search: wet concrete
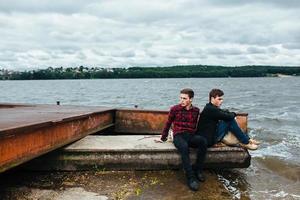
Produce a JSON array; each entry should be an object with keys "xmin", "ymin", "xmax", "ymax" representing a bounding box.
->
[{"xmin": 0, "ymin": 170, "xmax": 233, "ymax": 200}]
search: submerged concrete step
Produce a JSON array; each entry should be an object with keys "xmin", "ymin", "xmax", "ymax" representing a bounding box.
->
[{"xmin": 25, "ymin": 135, "xmax": 251, "ymax": 170}]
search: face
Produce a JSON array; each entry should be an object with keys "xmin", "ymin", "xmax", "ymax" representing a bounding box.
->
[
  {"xmin": 211, "ymin": 95, "xmax": 223, "ymax": 107},
  {"xmin": 179, "ymin": 93, "xmax": 192, "ymax": 108}
]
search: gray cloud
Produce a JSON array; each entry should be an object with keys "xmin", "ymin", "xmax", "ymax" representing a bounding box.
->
[
  {"xmin": 268, "ymin": 47, "xmax": 280, "ymax": 54},
  {"xmin": 208, "ymin": 0, "xmax": 300, "ymax": 9},
  {"xmin": 282, "ymin": 43, "xmax": 300, "ymax": 50},
  {"xmin": 0, "ymin": 0, "xmax": 95, "ymax": 13},
  {"xmin": 0, "ymin": 0, "xmax": 299, "ymax": 70},
  {"xmin": 247, "ymin": 47, "xmax": 266, "ymax": 54},
  {"xmin": 207, "ymin": 47, "xmax": 243, "ymax": 55}
]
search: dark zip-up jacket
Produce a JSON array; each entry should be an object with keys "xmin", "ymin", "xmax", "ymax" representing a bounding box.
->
[{"xmin": 197, "ymin": 102, "xmax": 236, "ymax": 146}]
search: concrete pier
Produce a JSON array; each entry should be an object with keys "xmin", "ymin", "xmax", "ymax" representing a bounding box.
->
[
  {"xmin": 1, "ymin": 104, "xmax": 250, "ymax": 172},
  {"xmin": 24, "ymin": 135, "xmax": 250, "ymax": 170}
]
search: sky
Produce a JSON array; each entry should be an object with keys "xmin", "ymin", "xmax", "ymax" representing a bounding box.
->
[{"xmin": 0, "ymin": 0, "xmax": 300, "ymax": 70}]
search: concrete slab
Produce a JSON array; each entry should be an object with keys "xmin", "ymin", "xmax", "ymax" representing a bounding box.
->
[
  {"xmin": 64, "ymin": 135, "xmax": 175, "ymax": 152},
  {"xmin": 25, "ymin": 135, "xmax": 250, "ymax": 170},
  {"xmin": 64, "ymin": 135, "xmax": 245, "ymax": 152}
]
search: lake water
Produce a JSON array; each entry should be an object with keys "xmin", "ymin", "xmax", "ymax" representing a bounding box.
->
[{"xmin": 1, "ymin": 77, "xmax": 300, "ymax": 199}]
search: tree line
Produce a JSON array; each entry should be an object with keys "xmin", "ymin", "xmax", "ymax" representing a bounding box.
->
[{"xmin": 0, "ymin": 65, "xmax": 299, "ymax": 80}]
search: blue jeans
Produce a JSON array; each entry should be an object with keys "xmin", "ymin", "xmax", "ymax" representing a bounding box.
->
[{"xmin": 216, "ymin": 119, "xmax": 250, "ymax": 144}]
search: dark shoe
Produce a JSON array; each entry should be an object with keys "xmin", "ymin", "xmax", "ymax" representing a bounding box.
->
[
  {"xmin": 187, "ymin": 178, "xmax": 199, "ymax": 191},
  {"xmin": 195, "ymin": 171, "xmax": 206, "ymax": 182}
]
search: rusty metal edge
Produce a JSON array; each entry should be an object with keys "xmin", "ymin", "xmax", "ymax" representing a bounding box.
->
[
  {"xmin": 116, "ymin": 108, "xmax": 168, "ymax": 114},
  {"xmin": 0, "ymin": 106, "xmax": 248, "ymax": 139},
  {"xmin": 0, "ymin": 103, "xmax": 33, "ymax": 108},
  {"xmin": 236, "ymin": 113, "xmax": 248, "ymax": 116},
  {"xmin": 116, "ymin": 108, "xmax": 248, "ymax": 116},
  {"xmin": 0, "ymin": 109, "xmax": 116, "ymax": 138},
  {"xmin": 0, "ymin": 123, "xmax": 114, "ymax": 173}
]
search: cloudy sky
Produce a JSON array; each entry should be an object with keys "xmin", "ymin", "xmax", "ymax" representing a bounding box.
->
[{"xmin": 0, "ymin": 0, "xmax": 300, "ymax": 70}]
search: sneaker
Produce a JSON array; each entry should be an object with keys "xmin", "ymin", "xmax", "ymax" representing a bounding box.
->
[
  {"xmin": 240, "ymin": 142, "xmax": 258, "ymax": 150},
  {"xmin": 187, "ymin": 178, "xmax": 200, "ymax": 191},
  {"xmin": 249, "ymin": 138, "xmax": 261, "ymax": 145},
  {"xmin": 195, "ymin": 171, "xmax": 206, "ymax": 182}
]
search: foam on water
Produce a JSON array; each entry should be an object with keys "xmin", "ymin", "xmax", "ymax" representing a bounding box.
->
[
  {"xmin": 249, "ymin": 126, "xmax": 300, "ymax": 165},
  {"xmin": 217, "ymin": 174, "xmax": 242, "ymax": 199},
  {"xmin": 252, "ymin": 190, "xmax": 300, "ymax": 200}
]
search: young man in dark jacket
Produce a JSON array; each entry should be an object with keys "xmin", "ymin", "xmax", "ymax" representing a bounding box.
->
[
  {"xmin": 156, "ymin": 88, "xmax": 207, "ymax": 191},
  {"xmin": 197, "ymin": 88, "xmax": 260, "ymax": 149}
]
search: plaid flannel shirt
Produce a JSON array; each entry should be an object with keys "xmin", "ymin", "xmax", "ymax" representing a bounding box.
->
[{"xmin": 161, "ymin": 104, "xmax": 200, "ymax": 141}]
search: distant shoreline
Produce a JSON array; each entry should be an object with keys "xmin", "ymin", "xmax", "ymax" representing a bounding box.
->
[
  {"xmin": 1, "ymin": 65, "xmax": 299, "ymax": 80},
  {"xmin": 0, "ymin": 76, "xmax": 299, "ymax": 81}
]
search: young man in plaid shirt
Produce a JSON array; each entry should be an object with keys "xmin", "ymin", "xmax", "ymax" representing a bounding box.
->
[{"xmin": 156, "ymin": 88, "xmax": 207, "ymax": 191}]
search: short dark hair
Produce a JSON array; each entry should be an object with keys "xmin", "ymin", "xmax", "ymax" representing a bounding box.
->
[
  {"xmin": 180, "ymin": 88, "xmax": 194, "ymax": 98},
  {"xmin": 209, "ymin": 88, "xmax": 224, "ymax": 101}
]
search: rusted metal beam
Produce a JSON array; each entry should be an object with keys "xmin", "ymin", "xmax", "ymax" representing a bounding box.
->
[
  {"xmin": 114, "ymin": 109, "xmax": 168, "ymax": 134},
  {"xmin": 114, "ymin": 109, "xmax": 248, "ymax": 134},
  {"xmin": 0, "ymin": 104, "xmax": 115, "ymax": 173}
]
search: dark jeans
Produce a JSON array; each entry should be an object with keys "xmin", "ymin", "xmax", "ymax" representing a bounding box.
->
[
  {"xmin": 216, "ymin": 119, "xmax": 250, "ymax": 144},
  {"xmin": 173, "ymin": 132, "xmax": 207, "ymax": 179}
]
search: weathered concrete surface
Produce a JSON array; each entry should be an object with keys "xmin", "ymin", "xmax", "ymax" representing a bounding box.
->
[
  {"xmin": 24, "ymin": 135, "xmax": 250, "ymax": 170},
  {"xmin": 0, "ymin": 170, "xmax": 235, "ymax": 200},
  {"xmin": 0, "ymin": 103, "xmax": 115, "ymax": 173}
]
